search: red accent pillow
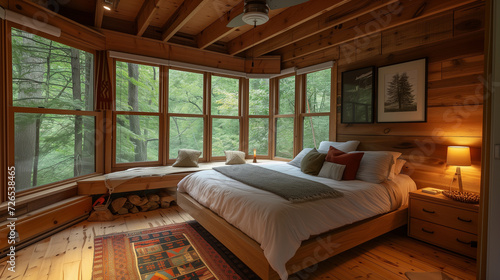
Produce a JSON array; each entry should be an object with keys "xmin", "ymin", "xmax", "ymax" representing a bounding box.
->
[{"xmin": 325, "ymin": 147, "xmax": 364, "ymax": 180}]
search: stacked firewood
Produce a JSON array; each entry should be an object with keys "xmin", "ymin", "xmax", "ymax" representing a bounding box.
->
[{"xmin": 110, "ymin": 191, "xmax": 176, "ymax": 215}]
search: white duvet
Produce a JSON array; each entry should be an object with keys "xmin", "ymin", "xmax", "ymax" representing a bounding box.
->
[{"xmin": 177, "ymin": 162, "xmax": 416, "ymax": 279}]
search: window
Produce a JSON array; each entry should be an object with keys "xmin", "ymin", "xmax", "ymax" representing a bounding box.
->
[
  {"xmin": 11, "ymin": 28, "xmax": 97, "ymax": 191},
  {"xmin": 248, "ymin": 79, "xmax": 270, "ymax": 156},
  {"xmin": 275, "ymin": 75, "xmax": 295, "ymax": 158},
  {"xmin": 115, "ymin": 61, "xmax": 160, "ymax": 164},
  {"xmin": 302, "ymin": 69, "xmax": 331, "ymax": 148},
  {"xmin": 168, "ymin": 69, "xmax": 204, "ymax": 159},
  {"xmin": 211, "ymin": 75, "xmax": 241, "ymax": 157}
]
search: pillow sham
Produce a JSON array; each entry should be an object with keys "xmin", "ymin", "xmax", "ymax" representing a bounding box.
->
[
  {"xmin": 300, "ymin": 148, "xmax": 326, "ymax": 176},
  {"xmin": 387, "ymin": 151, "xmax": 402, "ymax": 180},
  {"xmin": 325, "ymin": 147, "xmax": 364, "ymax": 180},
  {"xmin": 288, "ymin": 148, "xmax": 313, "ymax": 168},
  {"xmin": 394, "ymin": 159, "xmax": 407, "ymax": 175},
  {"xmin": 318, "ymin": 162, "xmax": 346, "ymax": 181},
  {"xmin": 172, "ymin": 149, "xmax": 202, "ymax": 167},
  {"xmin": 350, "ymin": 151, "xmax": 396, "ymax": 183},
  {"xmin": 224, "ymin": 150, "xmax": 246, "ymax": 165},
  {"xmin": 318, "ymin": 140, "xmax": 360, "ymax": 153}
]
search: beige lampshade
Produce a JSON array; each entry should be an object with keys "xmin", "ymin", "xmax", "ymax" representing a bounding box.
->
[{"xmin": 447, "ymin": 146, "xmax": 471, "ymax": 166}]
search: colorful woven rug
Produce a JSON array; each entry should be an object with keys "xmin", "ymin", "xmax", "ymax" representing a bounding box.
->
[{"xmin": 92, "ymin": 221, "xmax": 260, "ymax": 280}]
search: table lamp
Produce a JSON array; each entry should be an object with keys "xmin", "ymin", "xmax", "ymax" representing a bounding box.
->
[{"xmin": 446, "ymin": 146, "xmax": 471, "ymax": 192}]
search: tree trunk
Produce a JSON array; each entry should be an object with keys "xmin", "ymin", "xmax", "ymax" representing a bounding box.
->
[
  {"xmin": 127, "ymin": 63, "xmax": 146, "ymax": 161},
  {"xmin": 71, "ymin": 48, "xmax": 83, "ymax": 176},
  {"xmin": 14, "ymin": 33, "xmax": 45, "ymax": 190}
]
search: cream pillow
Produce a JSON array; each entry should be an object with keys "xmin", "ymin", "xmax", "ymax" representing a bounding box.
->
[
  {"xmin": 394, "ymin": 159, "xmax": 407, "ymax": 175},
  {"xmin": 172, "ymin": 149, "xmax": 201, "ymax": 167},
  {"xmin": 318, "ymin": 162, "xmax": 346, "ymax": 181},
  {"xmin": 349, "ymin": 151, "xmax": 395, "ymax": 183},
  {"xmin": 224, "ymin": 150, "xmax": 246, "ymax": 165},
  {"xmin": 318, "ymin": 140, "xmax": 360, "ymax": 153}
]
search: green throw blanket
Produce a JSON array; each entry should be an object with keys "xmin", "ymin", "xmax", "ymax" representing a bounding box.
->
[{"xmin": 213, "ymin": 164, "xmax": 343, "ymax": 203}]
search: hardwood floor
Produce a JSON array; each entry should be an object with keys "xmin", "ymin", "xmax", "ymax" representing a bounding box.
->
[{"xmin": 0, "ymin": 206, "xmax": 476, "ymax": 280}]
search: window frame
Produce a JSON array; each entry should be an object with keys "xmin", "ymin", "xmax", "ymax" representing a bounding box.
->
[
  {"xmin": 166, "ymin": 67, "xmax": 208, "ymax": 164},
  {"xmin": 245, "ymin": 78, "xmax": 272, "ymax": 159},
  {"xmin": 208, "ymin": 73, "xmax": 243, "ymax": 160},
  {"xmin": 300, "ymin": 68, "xmax": 334, "ymax": 150},
  {"xmin": 272, "ymin": 73, "xmax": 299, "ymax": 160},
  {"xmin": 111, "ymin": 59, "xmax": 166, "ymax": 170},
  {"xmin": 6, "ymin": 23, "xmax": 103, "ymax": 197}
]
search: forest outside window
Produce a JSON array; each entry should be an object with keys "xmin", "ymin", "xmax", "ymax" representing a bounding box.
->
[
  {"xmin": 302, "ymin": 69, "xmax": 332, "ymax": 149},
  {"xmin": 248, "ymin": 79, "xmax": 270, "ymax": 156},
  {"xmin": 168, "ymin": 69, "xmax": 204, "ymax": 159},
  {"xmin": 11, "ymin": 28, "xmax": 97, "ymax": 192},
  {"xmin": 275, "ymin": 75, "xmax": 295, "ymax": 159},
  {"xmin": 115, "ymin": 61, "xmax": 160, "ymax": 164},
  {"xmin": 211, "ymin": 75, "xmax": 241, "ymax": 157}
]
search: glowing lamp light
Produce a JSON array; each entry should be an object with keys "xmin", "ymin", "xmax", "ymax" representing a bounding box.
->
[
  {"xmin": 447, "ymin": 146, "xmax": 471, "ymax": 192},
  {"xmin": 103, "ymin": 5, "xmax": 111, "ymax": 11},
  {"xmin": 253, "ymin": 149, "xmax": 257, "ymax": 163}
]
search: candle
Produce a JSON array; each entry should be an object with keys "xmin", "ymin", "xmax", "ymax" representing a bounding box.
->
[{"xmin": 253, "ymin": 149, "xmax": 257, "ymax": 163}]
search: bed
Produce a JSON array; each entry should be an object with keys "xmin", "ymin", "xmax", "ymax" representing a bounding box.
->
[{"xmin": 177, "ymin": 160, "xmax": 416, "ymax": 280}]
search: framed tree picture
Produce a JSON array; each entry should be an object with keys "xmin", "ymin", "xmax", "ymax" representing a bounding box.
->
[
  {"xmin": 341, "ymin": 66, "xmax": 375, "ymax": 124},
  {"xmin": 377, "ymin": 58, "xmax": 427, "ymax": 123}
]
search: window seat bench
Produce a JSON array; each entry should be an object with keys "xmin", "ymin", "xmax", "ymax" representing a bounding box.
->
[{"xmin": 77, "ymin": 160, "xmax": 275, "ymax": 195}]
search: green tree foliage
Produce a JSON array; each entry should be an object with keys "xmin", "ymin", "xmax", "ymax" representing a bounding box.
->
[
  {"xmin": 385, "ymin": 72, "xmax": 416, "ymax": 112},
  {"xmin": 278, "ymin": 76, "xmax": 295, "ymax": 114},
  {"xmin": 306, "ymin": 69, "xmax": 331, "ymax": 113},
  {"xmin": 11, "ymin": 28, "xmax": 95, "ymax": 190},
  {"xmin": 168, "ymin": 69, "xmax": 203, "ymax": 114}
]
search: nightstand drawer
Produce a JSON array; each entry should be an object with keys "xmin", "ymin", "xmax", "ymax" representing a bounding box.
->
[
  {"xmin": 409, "ymin": 218, "xmax": 477, "ymax": 258},
  {"xmin": 410, "ymin": 198, "xmax": 478, "ymax": 234}
]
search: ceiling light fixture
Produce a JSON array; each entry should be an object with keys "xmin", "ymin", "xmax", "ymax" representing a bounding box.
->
[
  {"xmin": 242, "ymin": 1, "xmax": 269, "ymax": 26},
  {"xmin": 103, "ymin": 0, "xmax": 113, "ymax": 11}
]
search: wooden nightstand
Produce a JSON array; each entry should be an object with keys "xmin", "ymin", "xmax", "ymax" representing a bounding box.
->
[{"xmin": 408, "ymin": 189, "xmax": 479, "ymax": 258}]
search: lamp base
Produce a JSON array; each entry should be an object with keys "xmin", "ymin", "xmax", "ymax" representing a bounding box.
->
[{"xmin": 442, "ymin": 190, "xmax": 480, "ymax": 204}]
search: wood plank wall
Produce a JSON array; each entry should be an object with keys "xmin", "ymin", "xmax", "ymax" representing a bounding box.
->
[
  {"xmin": 285, "ymin": 2, "xmax": 485, "ymax": 191},
  {"xmin": 336, "ymin": 4, "xmax": 484, "ymax": 191}
]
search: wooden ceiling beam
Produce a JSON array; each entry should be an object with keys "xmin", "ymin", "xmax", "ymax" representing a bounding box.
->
[
  {"xmin": 278, "ymin": 0, "xmax": 478, "ymax": 63},
  {"xmin": 136, "ymin": 0, "xmax": 164, "ymax": 37},
  {"xmin": 196, "ymin": 2, "xmax": 244, "ymax": 49},
  {"xmin": 226, "ymin": 0, "xmax": 351, "ymax": 56},
  {"xmin": 95, "ymin": 0, "xmax": 104, "ymax": 28},
  {"xmin": 161, "ymin": 0, "xmax": 211, "ymax": 42},
  {"xmin": 249, "ymin": 0, "xmax": 399, "ymax": 58}
]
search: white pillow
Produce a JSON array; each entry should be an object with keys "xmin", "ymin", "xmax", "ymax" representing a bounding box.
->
[
  {"xmin": 387, "ymin": 151, "xmax": 402, "ymax": 180},
  {"xmin": 318, "ymin": 140, "xmax": 360, "ymax": 153},
  {"xmin": 394, "ymin": 159, "xmax": 407, "ymax": 175},
  {"xmin": 288, "ymin": 148, "xmax": 313, "ymax": 168},
  {"xmin": 224, "ymin": 150, "xmax": 246, "ymax": 165},
  {"xmin": 349, "ymin": 151, "xmax": 395, "ymax": 183},
  {"xmin": 318, "ymin": 162, "xmax": 346, "ymax": 181}
]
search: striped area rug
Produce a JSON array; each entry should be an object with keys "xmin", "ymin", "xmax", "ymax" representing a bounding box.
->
[{"xmin": 92, "ymin": 221, "xmax": 259, "ymax": 280}]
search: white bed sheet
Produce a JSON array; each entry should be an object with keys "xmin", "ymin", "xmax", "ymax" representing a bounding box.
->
[{"xmin": 177, "ymin": 162, "xmax": 416, "ymax": 279}]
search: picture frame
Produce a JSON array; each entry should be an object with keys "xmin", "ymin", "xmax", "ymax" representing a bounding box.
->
[
  {"xmin": 341, "ymin": 66, "xmax": 375, "ymax": 124},
  {"xmin": 377, "ymin": 58, "xmax": 427, "ymax": 123}
]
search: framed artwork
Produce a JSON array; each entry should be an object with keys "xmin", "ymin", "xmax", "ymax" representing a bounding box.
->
[
  {"xmin": 341, "ymin": 66, "xmax": 375, "ymax": 124},
  {"xmin": 377, "ymin": 58, "xmax": 427, "ymax": 123}
]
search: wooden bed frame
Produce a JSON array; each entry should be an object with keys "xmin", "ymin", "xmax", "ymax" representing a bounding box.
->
[{"xmin": 177, "ymin": 192, "xmax": 408, "ymax": 280}]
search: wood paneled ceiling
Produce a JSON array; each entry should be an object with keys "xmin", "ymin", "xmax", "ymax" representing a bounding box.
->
[{"xmin": 22, "ymin": 0, "xmax": 479, "ymax": 64}]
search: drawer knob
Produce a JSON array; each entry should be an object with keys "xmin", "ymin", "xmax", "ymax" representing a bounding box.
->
[
  {"xmin": 421, "ymin": 228, "xmax": 434, "ymax": 234},
  {"xmin": 422, "ymin": 208, "xmax": 435, "ymax": 214},
  {"xmin": 457, "ymin": 217, "xmax": 472, "ymax": 223}
]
